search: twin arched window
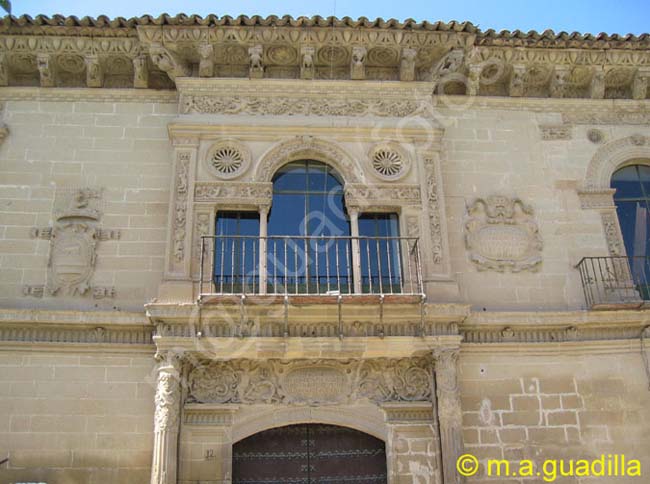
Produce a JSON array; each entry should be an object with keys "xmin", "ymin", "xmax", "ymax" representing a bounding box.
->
[{"xmin": 214, "ymin": 160, "xmax": 404, "ymax": 295}]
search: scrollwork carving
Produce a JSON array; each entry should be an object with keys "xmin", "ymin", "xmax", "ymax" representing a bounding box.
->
[
  {"xmin": 187, "ymin": 358, "xmax": 432, "ymax": 405},
  {"xmin": 465, "ymin": 195, "xmax": 543, "ymax": 272}
]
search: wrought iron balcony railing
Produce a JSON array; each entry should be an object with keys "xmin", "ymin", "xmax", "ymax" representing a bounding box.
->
[
  {"xmin": 199, "ymin": 235, "xmax": 423, "ymax": 297},
  {"xmin": 577, "ymin": 256, "xmax": 650, "ymax": 310}
]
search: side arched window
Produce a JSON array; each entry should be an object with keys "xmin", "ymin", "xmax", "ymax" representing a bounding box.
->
[{"xmin": 611, "ymin": 164, "xmax": 650, "ymax": 298}]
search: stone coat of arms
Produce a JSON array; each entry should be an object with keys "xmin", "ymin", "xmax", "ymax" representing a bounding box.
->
[{"xmin": 464, "ymin": 195, "xmax": 543, "ymax": 272}]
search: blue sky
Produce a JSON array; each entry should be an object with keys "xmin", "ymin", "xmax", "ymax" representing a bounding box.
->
[{"xmin": 8, "ymin": 0, "xmax": 650, "ymax": 35}]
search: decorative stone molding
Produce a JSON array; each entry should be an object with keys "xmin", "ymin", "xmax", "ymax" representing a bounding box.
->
[
  {"xmin": 179, "ymin": 93, "xmax": 423, "ymax": 117},
  {"xmin": 193, "ymin": 182, "xmax": 272, "ymax": 206},
  {"xmin": 344, "ymin": 184, "xmax": 421, "ymax": 209},
  {"xmin": 540, "ymin": 124, "xmax": 572, "ymax": 140},
  {"xmin": 582, "ymin": 135, "xmax": 650, "ymax": 191},
  {"xmin": 0, "ymin": 309, "xmax": 152, "ymax": 346},
  {"xmin": 464, "ymin": 195, "xmax": 543, "ymax": 272},
  {"xmin": 183, "ymin": 404, "xmax": 238, "ymax": 426},
  {"xmin": 204, "ymin": 139, "xmax": 251, "ymax": 180},
  {"xmin": 600, "ymin": 211, "xmax": 625, "ymax": 256},
  {"xmin": 381, "ymin": 402, "xmax": 435, "ymax": 423},
  {"xmin": 26, "ymin": 187, "xmax": 119, "ymax": 297},
  {"xmin": 255, "ymin": 136, "xmax": 363, "ymax": 184},
  {"xmin": 576, "ymin": 188, "xmax": 616, "ymax": 209},
  {"xmin": 368, "ymin": 143, "xmax": 411, "ymax": 181},
  {"xmin": 421, "ymin": 152, "xmax": 445, "ymax": 266},
  {"xmin": 187, "ymin": 358, "xmax": 432, "ymax": 405}
]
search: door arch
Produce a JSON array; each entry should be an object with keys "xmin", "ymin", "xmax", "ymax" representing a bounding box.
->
[{"xmin": 232, "ymin": 423, "xmax": 388, "ymax": 483}]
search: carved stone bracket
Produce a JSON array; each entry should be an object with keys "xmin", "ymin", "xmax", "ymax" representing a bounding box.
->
[
  {"xmin": 26, "ymin": 187, "xmax": 119, "ymax": 298},
  {"xmin": 464, "ymin": 195, "xmax": 543, "ymax": 272}
]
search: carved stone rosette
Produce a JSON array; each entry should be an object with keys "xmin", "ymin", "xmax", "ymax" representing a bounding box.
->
[
  {"xmin": 465, "ymin": 195, "xmax": 543, "ymax": 272},
  {"xmin": 433, "ymin": 347, "xmax": 465, "ymax": 484},
  {"xmin": 151, "ymin": 352, "xmax": 184, "ymax": 484}
]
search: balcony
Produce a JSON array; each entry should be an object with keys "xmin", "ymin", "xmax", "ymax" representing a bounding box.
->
[
  {"xmin": 577, "ymin": 256, "xmax": 650, "ymax": 310},
  {"xmin": 198, "ymin": 235, "xmax": 423, "ymax": 301}
]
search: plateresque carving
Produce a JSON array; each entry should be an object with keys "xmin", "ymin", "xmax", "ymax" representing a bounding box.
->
[
  {"xmin": 26, "ymin": 188, "xmax": 119, "ymax": 297},
  {"xmin": 204, "ymin": 139, "xmax": 251, "ymax": 180},
  {"xmin": 187, "ymin": 358, "xmax": 432, "ymax": 405},
  {"xmin": 465, "ymin": 195, "xmax": 543, "ymax": 272},
  {"xmin": 368, "ymin": 143, "xmax": 411, "ymax": 181}
]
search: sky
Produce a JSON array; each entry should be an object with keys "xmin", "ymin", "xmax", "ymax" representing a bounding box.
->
[{"xmin": 7, "ymin": 0, "xmax": 650, "ymax": 35}]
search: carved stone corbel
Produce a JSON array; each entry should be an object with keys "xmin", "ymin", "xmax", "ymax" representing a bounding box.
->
[
  {"xmin": 466, "ymin": 63, "xmax": 482, "ymax": 96},
  {"xmin": 0, "ymin": 52, "xmax": 8, "ymax": 86},
  {"xmin": 300, "ymin": 46, "xmax": 315, "ymax": 80},
  {"xmin": 351, "ymin": 46, "xmax": 367, "ymax": 80},
  {"xmin": 399, "ymin": 48, "xmax": 417, "ymax": 82},
  {"xmin": 550, "ymin": 65, "xmax": 571, "ymax": 98},
  {"xmin": 36, "ymin": 53, "xmax": 55, "ymax": 87},
  {"xmin": 590, "ymin": 67, "xmax": 606, "ymax": 99},
  {"xmin": 433, "ymin": 347, "xmax": 465, "ymax": 484},
  {"xmin": 151, "ymin": 351, "xmax": 184, "ymax": 484},
  {"xmin": 0, "ymin": 123, "xmax": 8, "ymax": 145},
  {"xmin": 248, "ymin": 45, "xmax": 264, "ymax": 79},
  {"xmin": 198, "ymin": 44, "xmax": 214, "ymax": 78},
  {"xmin": 509, "ymin": 64, "xmax": 526, "ymax": 97},
  {"xmin": 149, "ymin": 44, "xmax": 191, "ymax": 81},
  {"xmin": 133, "ymin": 54, "xmax": 149, "ymax": 88},
  {"xmin": 85, "ymin": 55, "xmax": 103, "ymax": 88},
  {"xmin": 632, "ymin": 68, "xmax": 650, "ymax": 100}
]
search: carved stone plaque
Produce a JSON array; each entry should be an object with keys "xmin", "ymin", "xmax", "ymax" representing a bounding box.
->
[
  {"xmin": 464, "ymin": 195, "xmax": 542, "ymax": 272},
  {"xmin": 283, "ymin": 366, "xmax": 347, "ymax": 404}
]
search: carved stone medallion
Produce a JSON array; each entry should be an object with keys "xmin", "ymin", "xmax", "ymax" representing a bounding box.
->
[{"xmin": 464, "ymin": 195, "xmax": 543, "ymax": 272}]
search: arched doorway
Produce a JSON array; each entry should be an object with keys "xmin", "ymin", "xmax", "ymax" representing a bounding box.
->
[{"xmin": 232, "ymin": 423, "xmax": 388, "ymax": 483}]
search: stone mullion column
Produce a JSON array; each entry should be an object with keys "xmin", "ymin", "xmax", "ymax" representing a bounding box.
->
[
  {"xmin": 258, "ymin": 205, "xmax": 269, "ymax": 294},
  {"xmin": 348, "ymin": 207, "xmax": 362, "ymax": 294},
  {"xmin": 151, "ymin": 352, "xmax": 184, "ymax": 484},
  {"xmin": 433, "ymin": 347, "xmax": 465, "ymax": 484}
]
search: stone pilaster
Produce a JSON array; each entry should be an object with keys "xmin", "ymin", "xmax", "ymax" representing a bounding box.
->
[
  {"xmin": 433, "ymin": 347, "xmax": 464, "ymax": 484},
  {"xmin": 151, "ymin": 351, "xmax": 184, "ymax": 484}
]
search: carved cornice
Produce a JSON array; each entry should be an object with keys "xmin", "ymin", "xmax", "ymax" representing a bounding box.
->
[
  {"xmin": 344, "ymin": 183, "xmax": 421, "ymax": 209},
  {"xmin": 194, "ymin": 181, "xmax": 272, "ymax": 206},
  {"xmin": 1, "ymin": 15, "xmax": 648, "ymax": 99},
  {"xmin": 576, "ymin": 188, "xmax": 616, "ymax": 209},
  {"xmin": 0, "ymin": 309, "xmax": 152, "ymax": 347}
]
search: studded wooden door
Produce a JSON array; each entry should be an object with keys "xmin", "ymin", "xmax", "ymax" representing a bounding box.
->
[{"xmin": 232, "ymin": 423, "xmax": 387, "ymax": 483}]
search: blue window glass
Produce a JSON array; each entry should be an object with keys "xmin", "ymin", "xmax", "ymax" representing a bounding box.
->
[
  {"xmin": 611, "ymin": 165, "xmax": 650, "ymax": 299},
  {"xmin": 358, "ymin": 213, "xmax": 402, "ymax": 293},
  {"xmin": 267, "ymin": 160, "xmax": 351, "ymax": 293},
  {"xmin": 214, "ymin": 211, "xmax": 260, "ymax": 293}
]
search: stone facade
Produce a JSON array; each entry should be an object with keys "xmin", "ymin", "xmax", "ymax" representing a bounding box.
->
[{"xmin": 0, "ymin": 13, "xmax": 649, "ymax": 484}]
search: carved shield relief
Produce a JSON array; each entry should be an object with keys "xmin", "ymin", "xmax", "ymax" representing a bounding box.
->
[
  {"xmin": 48, "ymin": 223, "xmax": 97, "ymax": 295},
  {"xmin": 465, "ymin": 196, "xmax": 543, "ymax": 272}
]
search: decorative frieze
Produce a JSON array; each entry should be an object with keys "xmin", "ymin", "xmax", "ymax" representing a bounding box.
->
[
  {"xmin": 193, "ymin": 182, "xmax": 272, "ymax": 206},
  {"xmin": 464, "ymin": 195, "xmax": 543, "ymax": 272},
  {"xmin": 187, "ymin": 358, "xmax": 432, "ymax": 405},
  {"xmin": 539, "ymin": 124, "xmax": 572, "ymax": 140},
  {"xmin": 170, "ymin": 151, "xmax": 191, "ymax": 273},
  {"xmin": 26, "ymin": 187, "xmax": 119, "ymax": 298},
  {"xmin": 344, "ymin": 183, "xmax": 421, "ymax": 208},
  {"xmin": 179, "ymin": 94, "xmax": 422, "ymax": 117},
  {"xmin": 422, "ymin": 154, "xmax": 444, "ymax": 266}
]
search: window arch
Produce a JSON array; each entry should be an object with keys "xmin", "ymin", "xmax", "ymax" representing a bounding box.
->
[
  {"xmin": 611, "ymin": 164, "xmax": 650, "ymax": 299},
  {"xmin": 611, "ymin": 164, "xmax": 650, "ymax": 258}
]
